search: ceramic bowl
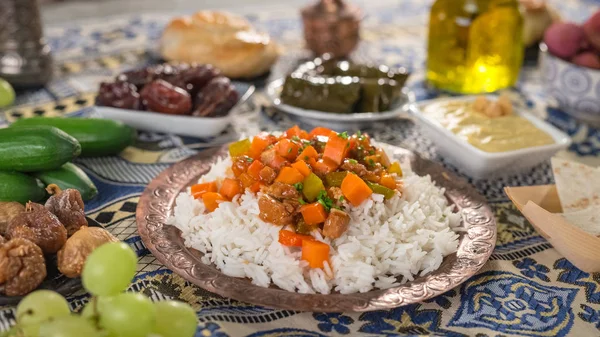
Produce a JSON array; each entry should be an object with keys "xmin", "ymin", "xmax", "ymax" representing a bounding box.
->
[
  {"xmin": 539, "ymin": 43, "xmax": 600, "ymax": 127},
  {"xmin": 412, "ymin": 96, "xmax": 572, "ymax": 179}
]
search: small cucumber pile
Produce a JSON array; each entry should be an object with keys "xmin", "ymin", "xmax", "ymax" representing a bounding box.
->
[
  {"xmin": 0, "ymin": 117, "xmax": 135, "ymax": 204},
  {"xmin": 11, "ymin": 117, "xmax": 135, "ymax": 157}
]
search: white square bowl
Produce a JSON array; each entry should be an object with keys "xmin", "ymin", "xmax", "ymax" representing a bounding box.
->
[{"xmin": 411, "ymin": 96, "xmax": 572, "ymax": 179}]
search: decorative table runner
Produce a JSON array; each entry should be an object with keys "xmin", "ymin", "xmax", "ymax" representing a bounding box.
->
[{"xmin": 1, "ymin": 0, "xmax": 599, "ymax": 336}]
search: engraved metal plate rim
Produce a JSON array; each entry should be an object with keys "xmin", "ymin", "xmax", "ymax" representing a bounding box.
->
[{"xmin": 136, "ymin": 144, "xmax": 496, "ymax": 312}]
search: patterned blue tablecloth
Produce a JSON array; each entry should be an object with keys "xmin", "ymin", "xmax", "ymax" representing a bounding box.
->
[{"xmin": 1, "ymin": 0, "xmax": 600, "ymax": 336}]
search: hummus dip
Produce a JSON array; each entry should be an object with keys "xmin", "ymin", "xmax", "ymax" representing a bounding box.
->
[{"xmin": 423, "ymin": 100, "xmax": 555, "ymax": 153}]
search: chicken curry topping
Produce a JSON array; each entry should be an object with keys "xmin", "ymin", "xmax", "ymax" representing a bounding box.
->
[{"xmin": 192, "ymin": 126, "xmax": 404, "ymax": 245}]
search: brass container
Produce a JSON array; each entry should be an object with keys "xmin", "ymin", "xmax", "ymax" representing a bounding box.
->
[
  {"xmin": 301, "ymin": 0, "xmax": 361, "ymax": 58},
  {"xmin": 0, "ymin": 0, "xmax": 53, "ymax": 88}
]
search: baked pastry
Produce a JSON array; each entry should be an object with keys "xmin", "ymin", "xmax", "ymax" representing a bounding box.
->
[
  {"xmin": 160, "ymin": 11, "xmax": 281, "ymax": 79},
  {"xmin": 521, "ymin": 0, "xmax": 561, "ymax": 47}
]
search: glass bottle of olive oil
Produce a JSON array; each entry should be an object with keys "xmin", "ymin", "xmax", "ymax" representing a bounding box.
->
[{"xmin": 427, "ymin": 0, "xmax": 524, "ymax": 94}]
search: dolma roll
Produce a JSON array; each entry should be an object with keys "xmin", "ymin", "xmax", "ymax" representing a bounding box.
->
[{"xmin": 280, "ymin": 74, "xmax": 361, "ymax": 113}]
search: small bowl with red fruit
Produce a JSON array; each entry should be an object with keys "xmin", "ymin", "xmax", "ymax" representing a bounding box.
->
[{"xmin": 540, "ymin": 11, "xmax": 600, "ymax": 126}]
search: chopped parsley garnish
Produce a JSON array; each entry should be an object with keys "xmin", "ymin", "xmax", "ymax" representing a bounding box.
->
[
  {"xmin": 304, "ymin": 155, "xmax": 310, "ymax": 160},
  {"xmin": 338, "ymin": 196, "xmax": 345, "ymax": 202},
  {"xmin": 357, "ymin": 146, "xmax": 364, "ymax": 151},
  {"xmin": 245, "ymin": 157, "xmax": 254, "ymax": 162},
  {"xmin": 338, "ymin": 131, "xmax": 349, "ymax": 139},
  {"xmin": 368, "ymin": 149, "xmax": 376, "ymax": 155},
  {"xmin": 287, "ymin": 148, "xmax": 293, "ymax": 153},
  {"xmin": 301, "ymin": 139, "xmax": 312, "ymax": 145},
  {"xmin": 356, "ymin": 130, "xmax": 362, "ymax": 139},
  {"xmin": 298, "ymin": 198, "xmax": 307, "ymax": 205},
  {"xmin": 293, "ymin": 182, "xmax": 303, "ymax": 191},
  {"xmin": 291, "ymin": 136, "xmax": 301, "ymax": 141},
  {"xmin": 348, "ymin": 159, "xmax": 357, "ymax": 164},
  {"xmin": 368, "ymin": 159, "xmax": 375, "ymax": 167},
  {"xmin": 317, "ymin": 190, "xmax": 334, "ymax": 212}
]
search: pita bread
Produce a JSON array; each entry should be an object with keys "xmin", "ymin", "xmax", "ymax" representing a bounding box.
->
[
  {"xmin": 561, "ymin": 207, "xmax": 600, "ymax": 236},
  {"xmin": 551, "ymin": 157, "xmax": 600, "ymax": 213}
]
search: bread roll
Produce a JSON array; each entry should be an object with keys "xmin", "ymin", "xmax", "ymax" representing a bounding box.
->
[
  {"xmin": 160, "ymin": 11, "xmax": 280, "ymax": 79},
  {"xmin": 521, "ymin": 0, "xmax": 561, "ymax": 47}
]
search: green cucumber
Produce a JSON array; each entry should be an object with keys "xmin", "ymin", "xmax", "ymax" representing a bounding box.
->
[
  {"xmin": 10, "ymin": 117, "xmax": 135, "ymax": 157},
  {"xmin": 0, "ymin": 126, "xmax": 81, "ymax": 172},
  {"xmin": 33, "ymin": 162, "xmax": 98, "ymax": 201},
  {"xmin": 0, "ymin": 171, "xmax": 46, "ymax": 204}
]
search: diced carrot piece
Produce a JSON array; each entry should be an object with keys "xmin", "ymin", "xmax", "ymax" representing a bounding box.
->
[
  {"xmin": 291, "ymin": 160, "xmax": 311, "ymax": 177},
  {"xmin": 250, "ymin": 181, "xmax": 262, "ymax": 193},
  {"xmin": 247, "ymin": 160, "xmax": 264, "ymax": 180},
  {"xmin": 300, "ymin": 202, "xmax": 328, "ymax": 225},
  {"xmin": 312, "ymin": 159, "xmax": 337, "ymax": 176},
  {"xmin": 238, "ymin": 172, "xmax": 256, "ymax": 190},
  {"xmin": 278, "ymin": 229, "xmax": 313, "ymax": 247},
  {"xmin": 297, "ymin": 145, "xmax": 319, "ymax": 162},
  {"xmin": 191, "ymin": 182, "xmax": 217, "ymax": 199},
  {"xmin": 219, "ymin": 178, "xmax": 242, "ymax": 200},
  {"xmin": 202, "ymin": 192, "xmax": 226, "ymax": 212},
  {"xmin": 275, "ymin": 139, "xmax": 300, "ymax": 160},
  {"xmin": 249, "ymin": 132, "xmax": 277, "ymax": 159},
  {"xmin": 301, "ymin": 239, "xmax": 330, "ymax": 268},
  {"xmin": 309, "ymin": 127, "xmax": 333, "ymax": 138},
  {"xmin": 341, "ymin": 172, "xmax": 373, "ymax": 206},
  {"xmin": 323, "ymin": 131, "xmax": 350, "ymax": 166},
  {"xmin": 380, "ymin": 174, "xmax": 396, "ymax": 190},
  {"xmin": 275, "ymin": 167, "xmax": 305, "ymax": 185},
  {"xmin": 284, "ymin": 125, "xmax": 308, "ymax": 139}
]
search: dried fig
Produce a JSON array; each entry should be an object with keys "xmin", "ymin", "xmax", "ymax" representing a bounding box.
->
[
  {"xmin": 57, "ymin": 227, "xmax": 118, "ymax": 278},
  {"xmin": 45, "ymin": 184, "xmax": 87, "ymax": 236},
  {"xmin": 0, "ymin": 202, "xmax": 24, "ymax": 237},
  {"xmin": 6, "ymin": 202, "xmax": 67, "ymax": 254},
  {"xmin": 0, "ymin": 238, "xmax": 46, "ymax": 296}
]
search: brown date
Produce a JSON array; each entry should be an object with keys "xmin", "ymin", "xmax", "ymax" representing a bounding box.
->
[
  {"xmin": 97, "ymin": 82, "xmax": 140, "ymax": 110},
  {"xmin": 140, "ymin": 79, "xmax": 192, "ymax": 115},
  {"xmin": 176, "ymin": 64, "xmax": 221, "ymax": 95},
  {"xmin": 192, "ymin": 76, "xmax": 239, "ymax": 117}
]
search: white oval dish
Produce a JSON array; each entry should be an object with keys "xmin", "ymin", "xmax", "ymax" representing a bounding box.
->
[
  {"xmin": 95, "ymin": 82, "xmax": 255, "ymax": 138},
  {"xmin": 412, "ymin": 96, "xmax": 572, "ymax": 179},
  {"xmin": 266, "ymin": 78, "xmax": 414, "ymax": 131}
]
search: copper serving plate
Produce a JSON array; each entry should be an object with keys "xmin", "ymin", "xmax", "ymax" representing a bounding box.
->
[{"xmin": 136, "ymin": 144, "xmax": 496, "ymax": 312}]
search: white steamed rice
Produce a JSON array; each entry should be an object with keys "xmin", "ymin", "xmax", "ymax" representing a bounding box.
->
[{"xmin": 169, "ymin": 156, "xmax": 460, "ymax": 294}]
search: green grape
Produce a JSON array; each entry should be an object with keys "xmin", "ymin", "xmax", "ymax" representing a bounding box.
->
[
  {"xmin": 0, "ymin": 78, "xmax": 15, "ymax": 108},
  {"xmin": 98, "ymin": 293, "xmax": 155, "ymax": 337},
  {"xmin": 0, "ymin": 326, "xmax": 19, "ymax": 337},
  {"xmin": 38, "ymin": 315, "xmax": 101, "ymax": 337},
  {"xmin": 151, "ymin": 300, "xmax": 198, "ymax": 337},
  {"xmin": 16, "ymin": 290, "xmax": 71, "ymax": 326},
  {"xmin": 82, "ymin": 242, "xmax": 137, "ymax": 296},
  {"xmin": 19, "ymin": 323, "xmax": 40, "ymax": 337},
  {"xmin": 80, "ymin": 296, "xmax": 113, "ymax": 320}
]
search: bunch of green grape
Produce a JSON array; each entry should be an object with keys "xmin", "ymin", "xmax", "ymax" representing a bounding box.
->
[{"xmin": 2, "ymin": 242, "xmax": 198, "ymax": 337}]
